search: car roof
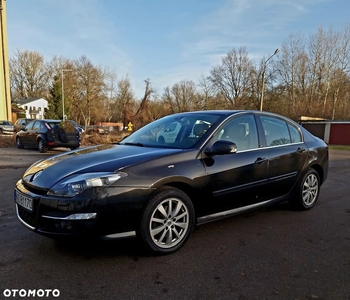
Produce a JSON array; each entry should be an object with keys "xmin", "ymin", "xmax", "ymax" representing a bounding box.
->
[{"xmin": 30, "ymin": 119, "xmax": 61, "ymax": 123}]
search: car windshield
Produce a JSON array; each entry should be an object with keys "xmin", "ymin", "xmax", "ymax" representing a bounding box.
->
[
  {"xmin": 120, "ymin": 112, "xmax": 223, "ymax": 149},
  {"xmin": 47, "ymin": 122, "xmax": 61, "ymax": 129},
  {"xmin": 1, "ymin": 121, "xmax": 13, "ymax": 126}
]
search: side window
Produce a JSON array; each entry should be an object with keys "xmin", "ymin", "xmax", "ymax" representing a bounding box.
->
[
  {"xmin": 214, "ymin": 114, "xmax": 259, "ymax": 151},
  {"xmin": 288, "ymin": 123, "xmax": 302, "ymax": 143},
  {"xmin": 260, "ymin": 116, "xmax": 291, "ymax": 146},
  {"xmin": 32, "ymin": 121, "xmax": 40, "ymax": 131},
  {"xmin": 25, "ymin": 121, "xmax": 34, "ymax": 130},
  {"xmin": 40, "ymin": 122, "xmax": 48, "ymax": 132}
]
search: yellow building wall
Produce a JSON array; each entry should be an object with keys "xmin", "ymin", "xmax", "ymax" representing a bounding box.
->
[{"xmin": 0, "ymin": 0, "xmax": 12, "ymax": 121}]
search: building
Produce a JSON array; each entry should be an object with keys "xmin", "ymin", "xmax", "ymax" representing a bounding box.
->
[
  {"xmin": 13, "ymin": 98, "xmax": 48, "ymax": 120},
  {"xmin": 0, "ymin": 0, "xmax": 12, "ymax": 121},
  {"xmin": 300, "ymin": 120, "xmax": 350, "ymax": 146}
]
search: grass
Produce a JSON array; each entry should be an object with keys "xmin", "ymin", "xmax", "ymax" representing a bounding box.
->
[{"xmin": 328, "ymin": 145, "xmax": 350, "ymax": 151}]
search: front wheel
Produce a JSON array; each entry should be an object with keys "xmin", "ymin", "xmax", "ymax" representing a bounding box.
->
[
  {"xmin": 138, "ymin": 186, "xmax": 195, "ymax": 255},
  {"xmin": 289, "ymin": 169, "xmax": 320, "ymax": 210}
]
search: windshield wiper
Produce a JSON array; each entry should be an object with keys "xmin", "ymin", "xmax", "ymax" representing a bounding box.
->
[{"xmin": 123, "ymin": 142, "xmax": 145, "ymax": 147}]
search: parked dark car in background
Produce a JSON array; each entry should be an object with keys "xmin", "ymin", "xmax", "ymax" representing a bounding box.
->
[
  {"xmin": 14, "ymin": 118, "xmax": 34, "ymax": 133},
  {"xmin": 14, "ymin": 110, "xmax": 328, "ymax": 254},
  {"xmin": 0, "ymin": 120, "xmax": 15, "ymax": 135},
  {"xmin": 86, "ymin": 125, "xmax": 108, "ymax": 134},
  {"xmin": 15, "ymin": 119, "xmax": 81, "ymax": 153},
  {"xmin": 68, "ymin": 120, "xmax": 85, "ymax": 134}
]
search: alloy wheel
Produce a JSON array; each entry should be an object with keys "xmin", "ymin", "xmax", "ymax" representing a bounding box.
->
[
  {"xmin": 149, "ymin": 197, "xmax": 190, "ymax": 249},
  {"xmin": 302, "ymin": 173, "xmax": 319, "ymax": 206}
]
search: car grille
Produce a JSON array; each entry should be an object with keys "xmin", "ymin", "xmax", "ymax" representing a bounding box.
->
[{"xmin": 16, "ymin": 199, "xmax": 40, "ymax": 229}]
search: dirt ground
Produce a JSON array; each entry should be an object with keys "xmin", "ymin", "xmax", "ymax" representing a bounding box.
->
[{"xmin": 0, "ymin": 132, "xmax": 126, "ymax": 148}]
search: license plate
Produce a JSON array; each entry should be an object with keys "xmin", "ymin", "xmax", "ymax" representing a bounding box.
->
[{"xmin": 15, "ymin": 190, "xmax": 33, "ymax": 212}]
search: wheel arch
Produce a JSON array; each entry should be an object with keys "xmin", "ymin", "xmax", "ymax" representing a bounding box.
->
[
  {"xmin": 309, "ymin": 163, "xmax": 324, "ymax": 184},
  {"xmin": 146, "ymin": 180, "xmax": 201, "ymax": 221}
]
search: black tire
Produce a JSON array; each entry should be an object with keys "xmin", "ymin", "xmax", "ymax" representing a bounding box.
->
[
  {"xmin": 16, "ymin": 137, "xmax": 24, "ymax": 149},
  {"xmin": 138, "ymin": 186, "xmax": 195, "ymax": 255},
  {"xmin": 38, "ymin": 139, "xmax": 48, "ymax": 153},
  {"xmin": 289, "ymin": 169, "xmax": 320, "ymax": 210}
]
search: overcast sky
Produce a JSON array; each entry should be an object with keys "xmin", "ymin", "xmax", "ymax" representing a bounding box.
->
[{"xmin": 6, "ymin": 0, "xmax": 350, "ymax": 98}]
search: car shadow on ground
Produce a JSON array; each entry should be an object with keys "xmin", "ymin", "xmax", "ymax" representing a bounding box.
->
[
  {"xmin": 52, "ymin": 236, "xmax": 145, "ymax": 259},
  {"xmin": 50, "ymin": 201, "xmax": 294, "ymax": 259}
]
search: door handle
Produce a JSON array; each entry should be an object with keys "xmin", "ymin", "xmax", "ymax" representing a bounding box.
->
[
  {"xmin": 297, "ymin": 147, "xmax": 306, "ymax": 153},
  {"xmin": 255, "ymin": 157, "xmax": 267, "ymax": 164}
]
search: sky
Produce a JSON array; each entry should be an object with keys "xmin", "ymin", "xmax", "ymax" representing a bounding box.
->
[{"xmin": 5, "ymin": 0, "xmax": 350, "ymax": 98}]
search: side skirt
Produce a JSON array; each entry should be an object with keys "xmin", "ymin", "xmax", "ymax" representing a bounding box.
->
[{"xmin": 196, "ymin": 196, "xmax": 286, "ymax": 225}]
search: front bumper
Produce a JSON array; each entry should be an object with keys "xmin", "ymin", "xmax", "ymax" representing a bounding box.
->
[
  {"xmin": 1, "ymin": 129, "xmax": 14, "ymax": 135},
  {"xmin": 14, "ymin": 179, "xmax": 155, "ymax": 237}
]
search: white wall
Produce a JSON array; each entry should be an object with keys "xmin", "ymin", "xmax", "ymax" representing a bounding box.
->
[{"xmin": 18, "ymin": 98, "xmax": 48, "ymax": 119}]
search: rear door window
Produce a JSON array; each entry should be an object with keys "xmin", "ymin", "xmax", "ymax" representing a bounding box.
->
[
  {"xmin": 260, "ymin": 116, "xmax": 291, "ymax": 146},
  {"xmin": 288, "ymin": 123, "xmax": 302, "ymax": 143}
]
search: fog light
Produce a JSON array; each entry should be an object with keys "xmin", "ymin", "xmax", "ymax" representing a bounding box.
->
[
  {"xmin": 42, "ymin": 213, "xmax": 97, "ymax": 220},
  {"xmin": 66, "ymin": 213, "xmax": 97, "ymax": 220}
]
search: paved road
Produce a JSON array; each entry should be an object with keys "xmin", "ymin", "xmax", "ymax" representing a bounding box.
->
[{"xmin": 0, "ymin": 148, "xmax": 349, "ymax": 300}]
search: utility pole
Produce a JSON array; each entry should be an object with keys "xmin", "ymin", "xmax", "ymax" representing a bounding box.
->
[
  {"xmin": 260, "ymin": 49, "xmax": 279, "ymax": 111},
  {"xmin": 0, "ymin": 0, "xmax": 11, "ymax": 121},
  {"xmin": 61, "ymin": 69, "xmax": 72, "ymax": 120}
]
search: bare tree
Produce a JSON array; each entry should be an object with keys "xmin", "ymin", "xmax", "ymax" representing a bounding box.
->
[
  {"xmin": 329, "ymin": 24, "xmax": 350, "ymax": 119},
  {"xmin": 276, "ymin": 33, "xmax": 307, "ymax": 115},
  {"xmin": 114, "ymin": 76, "xmax": 135, "ymax": 127},
  {"xmin": 10, "ymin": 50, "xmax": 52, "ymax": 99},
  {"xmin": 197, "ymin": 74, "xmax": 220, "ymax": 110},
  {"xmin": 104, "ymin": 70, "xmax": 118, "ymax": 122},
  {"xmin": 208, "ymin": 47, "xmax": 254, "ymax": 108},
  {"xmin": 162, "ymin": 80, "xmax": 198, "ymax": 113},
  {"xmin": 132, "ymin": 79, "xmax": 155, "ymax": 128},
  {"xmin": 68, "ymin": 56, "xmax": 107, "ymax": 127}
]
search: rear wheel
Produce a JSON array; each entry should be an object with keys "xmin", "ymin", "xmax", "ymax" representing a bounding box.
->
[
  {"xmin": 16, "ymin": 137, "xmax": 24, "ymax": 149},
  {"xmin": 289, "ymin": 169, "xmax": 320, "ymax": 210},
  {"xmin": 38, "ymin": 139, "xmax": 48, "ymax": 153},
  {"xmin": 138, "ymin": 186, "xmax": 195, "ymax": 255}
]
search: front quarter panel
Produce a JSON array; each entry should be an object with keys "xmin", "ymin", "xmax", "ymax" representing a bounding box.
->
[{"xmin": 122, "ymin": 150, "xmax": 207, "ymax": 189}]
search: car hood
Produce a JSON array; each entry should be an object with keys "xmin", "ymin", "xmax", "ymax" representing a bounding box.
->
[
  {"xmin": 1, "ymin": 125, "xmax": 13, "ymax": 129},
  {"xmin": 22, "ymin": 144, "xmax": 183, "ymax": 189}
]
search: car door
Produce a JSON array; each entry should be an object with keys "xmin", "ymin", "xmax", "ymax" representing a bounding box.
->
[
  {"xmin": 26, "ymin": 120, "xmax": 42, "ymax": 147},
  {"xmin": 258, "ymin": 115, "xmax": 308, "ymax": 199},
  {"xmin": 200, "ymin": 114, "xmax": 269, "ymax": 215},
  {"xmin": 19, "ymin": 121, "xmax": 35, "ymax": 146}
]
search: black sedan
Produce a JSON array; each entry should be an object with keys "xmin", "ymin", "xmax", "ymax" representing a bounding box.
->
[
  {"xmin": 14, "ymin": 110, "xmax": 328, "ymax": 254},
  {"xmin": 16, "ymin": 119, "xmax": 81, "ymax": 153}
]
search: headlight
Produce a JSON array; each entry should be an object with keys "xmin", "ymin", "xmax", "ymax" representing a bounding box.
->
[{"xmin": 47, "ymin": 172, "xmax": 127, "ymax": 197}]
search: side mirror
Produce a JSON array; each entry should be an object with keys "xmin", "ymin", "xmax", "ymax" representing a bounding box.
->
[{"xmin": 204, "ymin": 140, "xmax": 237, "ymax": 156}]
